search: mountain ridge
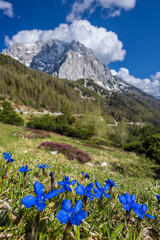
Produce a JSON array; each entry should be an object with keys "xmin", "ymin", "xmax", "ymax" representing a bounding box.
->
[{"xmin": 2, "ymin": 39, "xmax": 135, "ymax": 94}]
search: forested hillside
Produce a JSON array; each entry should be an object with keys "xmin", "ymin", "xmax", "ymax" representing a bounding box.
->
[{"xmin": 0, "ymin": 53, "xmax": 160, "ymax": 125}]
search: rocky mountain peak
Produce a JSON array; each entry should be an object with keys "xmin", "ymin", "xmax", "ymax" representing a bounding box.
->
[{"xmin": 2, "ymin": 39, "xmax": 128, "ymax": 92}]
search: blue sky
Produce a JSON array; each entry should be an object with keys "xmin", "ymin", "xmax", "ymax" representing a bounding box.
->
[{"xmin": 0, "ymin": 0, "xmax": 160, "ymax": 97}]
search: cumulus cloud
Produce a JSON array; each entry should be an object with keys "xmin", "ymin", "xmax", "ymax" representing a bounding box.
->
[
  {"xmin": 4, "ymin": 20, "xmax": 126, "ymax": 65},
  {"xmin": 111, "ymin": 68, "xmax": 160, "ymax": 98},
  {"xmin": 151, "ymin": 71, "xmax": 160, "ymax": 81},
  {"xmin": 66, "ymin": 0, "xmax": 136, "ymax": 22},
  {"xmin": 0, "ymin": 0, "xmax": 14, "ymax": 17}
]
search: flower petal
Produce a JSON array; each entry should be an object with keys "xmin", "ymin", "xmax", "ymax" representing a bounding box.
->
[
  {"xmin": 86, "ymin": 194, "xmax": 93, "ymax": 201},
  {"xmin": 133, "ymin": 210, "xmax": 144, "ymax": 219},
  {"xmin": 21, "ymin": 195, "xmax": 36, "ymax": 208},
  {"xmin": 95, "ymin": 181, "xmax": 102, "ymax": 190},
  {"xmin": 70, "ymin": 180, "xmax": 76, "ymax": 185},
  {"xmin": 73, "ymin": 199, "xmax": 82, "ymax": 213},
  {"xmin": 19, "ymin": 166, "xmax": 26, "ymax": 172},
  {"xmin": 141, "ymin": 204, "xmax": 148, "ymax": 213},
  {"xmin": 87, "ymin": 183, "xmax": 94, "ymax": 189},
  {"xmin": 37, "ymin": 164, "xmax": 42, "ymax": 168},
  {"xmin": 75, "ymin": 185, "xmax": 85, "ymax": 195},
  {"xmin": 36, "ymin": 202, "xmax": 46, "ymax": 211},
  {"xmin": 45, "ymin": 189, "xmax": 59, "ymax": 199},
  {"xmin": 34, "ymin": 181, "xmax": 44, "ymax": 196},
  {"xmin": 144, "ymin": 213, "xmax": 155, "ymax": 219},
  {"xmin": 104, "ymin": 184, "xmax": 109, "ymax": 191},
  {"xmin": 124, "ymin": 193, "xmax": 131, "ymax": 203},
  {"xmin": 62, "ymin": 199, "xmax": 72, "ymax": 212},
  {"xmin": 103, "ymin": 192, "xmax": 112, "ymax": 199},
  {"xmin": 60, "ymin": 187, "xmax": 66, "ymax": 193},
  {"xmin": 66, "ymin": 186, "xmax": 72, "ymax": 192},
  {"xmin": 70, "ymin": 210, "xmax": 87, "ymax": 226},
  {"xmin": 132, "ymin": 203, "xmax": 141, "ymax": 211},
  {"xmin": 119, "ymin": 195, "xmax": 127, "ymax": 204},
  {"xmin": 93, "ymin": 187, "xmax": 99, "ymax": 193},
  {"xmin": 131, "ymin": 194, "xmax": 136, "ymax": 201},
  {"xmin": 123, "ymin": 204, "xmax": 131, "ymax": 212},
  {"xmin": 58, "ymin": 181, "xmax": 65, "ymax": 186},
  {"xmin": 57, "ymin": 209, "xmax": 69, "ymax": 224}
]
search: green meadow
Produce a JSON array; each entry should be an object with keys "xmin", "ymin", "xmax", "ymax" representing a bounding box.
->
[{"xmin": 0, "ymin": 122, "xmax": 160, "ymax": 239}]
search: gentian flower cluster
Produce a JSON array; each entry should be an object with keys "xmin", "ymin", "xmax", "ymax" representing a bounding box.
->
[
  {"xmin": 58, "ymin": 176, "xmax": 76, "ymax": 193},
  {"xmin": 119, "ymin": 193, "xmax": 155, "ymax": 219},
  {"xmin": 92, "ymin": 181, "xmax": 112, "ymax": 199},
  {"xmin": 105, "ymin": 179, "xmax": 119, "ymax": 191},
  {"xmin": 75, "ymin": 183, "xmax": 94, "ymax": 201},
  {"xmin": 119, "ymin": 193, "xmax": 136, "ymax": 212},
  {"xmin": 132, "ymin": 203, "xmax": 155, "ymax": 219},
  {"xmin": 3, "ymin": 152, "xmax": 16, "ymax": 163},
  {"xmin": 57, "ymin": 199, "xmax": 87, "ymax": 226},
  {"xmin": 21, "ymin": 181, "xmax": 59, "ymax": 211}
]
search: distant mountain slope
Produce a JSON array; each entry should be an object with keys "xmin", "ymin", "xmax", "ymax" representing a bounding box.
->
[
  {"xmin": 2, "ymin": 39, "xmax": 132, "ymax": 93},
  {"xmin": 0, "ymin": 54, "xmax": 160, "ymax": 125}
]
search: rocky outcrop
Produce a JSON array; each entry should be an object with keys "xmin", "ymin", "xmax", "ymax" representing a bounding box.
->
[{"xmin": 2, "ymin": 39, "xmax": 122, "ymax": 91}]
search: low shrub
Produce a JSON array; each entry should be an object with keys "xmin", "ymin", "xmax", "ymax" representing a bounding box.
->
[
  {"xmin": 0, "ymin": 101, "xmax": 24, "ymax": 126},
  {"xmin": 123, "ymin": 141, "xmax": 143, "ymax": 153},
  {"xmin": 38, "ymin": 141, "xmax": 91, "ymax": 163},
  {"xmin": 142, "ymin": 134, "xmax": 160, "ymax": 163},
  {"xmin": 27, "ymin": 115, "xmax": 95, "ymax": 140}
]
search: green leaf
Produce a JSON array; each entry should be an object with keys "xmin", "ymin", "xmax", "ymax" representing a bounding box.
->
[{"xmin": 110, "ymin": 223, "xmax": 124, "ymax": 240}]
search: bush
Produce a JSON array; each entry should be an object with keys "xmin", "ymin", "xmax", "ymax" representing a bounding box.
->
[
  {"xmin": 27, "ymin": 115, "xmax": 95, "ymax": 140},
  {"xmin": 38, "ymin": 141, "xmax": 91, "ymax": 163},
  {"xmin": 0, "ymin": 101, "xmax": 24, "ymax": 126},
  {"xmin": 142, "ymin": 135, "xmax": 160, "ymax": 163},
  {"xmin": 123, "ymin": 141, "xmax": 143, "ymax": 153}
]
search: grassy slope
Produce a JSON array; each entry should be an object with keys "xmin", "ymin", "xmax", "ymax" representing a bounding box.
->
[{"xmin": 0, "ymin": 122, "xmax": 160, "ymax": 239}]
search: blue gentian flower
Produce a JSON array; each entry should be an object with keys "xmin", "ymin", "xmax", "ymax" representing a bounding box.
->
[
  {"xmin": 75, "ymin": 183, "xmax": 94, "ymax": 201},
  {"xmin": 156, "ymin": 195, "xmax": 160, "ymax": 205},
  {"xmin": 119, "ymin": 193, "xmax": 136, "ymax": 212},
  {"xmin": 81, "ymin": 172, "xmax": 90, "ymax": 179},
  {"xmin": 19, "ymin": 165, "xmax": 32, "ymax": 177},
  {"xmin": 19, "ymin": 165, "xmax": 32, "ymax": 173},
  {"xmin": 38, "ymin": 164, "xmax": 50, "ymax": 175},
  {"xmin": 3, "ymin": 152, "xmax": 15, "ymax": 162},
  {"xmin": 21, "ymin": 181, "xmax": 59, "ymax": 211},
  {"xmin": 132, "ymin": 203, "xmax": 155, "ymax": 219},
  {"xmin": 105, "ymin": 179, "xmax": 119, "ymax": 189},
  {"xmin": 3, "ymin": 152, "xmax": 11, "ymax": 158},
  {"xmin": 37, "ymin": 164, "xmax": 50, "ymax": 170},
  {"xmin": 91, "ymin": 181, "xmax": 112, "ymax": 199},
  {"xmin": 57, "ymin": 199, "xmax": 87, "ymax": 226},
  {"xmin": 58, "ymin": 176, "xmax": 76, "ymax": 193}
]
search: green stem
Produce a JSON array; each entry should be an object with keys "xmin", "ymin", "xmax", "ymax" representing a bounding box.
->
[{"xmin": 63, "ymin": 221, "xmax": 72, "ymax": 240}]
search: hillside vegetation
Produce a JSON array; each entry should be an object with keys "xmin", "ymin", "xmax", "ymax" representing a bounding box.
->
[{"xmin": 0, "ymin": 54, "xmax": 160, "ymax": 125}]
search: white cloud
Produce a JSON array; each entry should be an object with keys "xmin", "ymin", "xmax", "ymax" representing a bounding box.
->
[
  {"xmin": 66, "ymin": 0, "xmax": 136, "ymax": 22},
  {"xmin": 151, "ymin": 71, "xmax": 160, "ymax": 81},
  {"xmin": 111, "ymin": 68, "xmax": 160, "ymax": 98},
  {"xmin": 107, "ymin": 9, "xmax": 121, "ymax": 18},
  {"xmin": 5, "ymin": 20, "xmax": 126, "ymax": 65},
  {"xmin": 0, "ymin": 0, "xmax": 14, "ymax": 17}
]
